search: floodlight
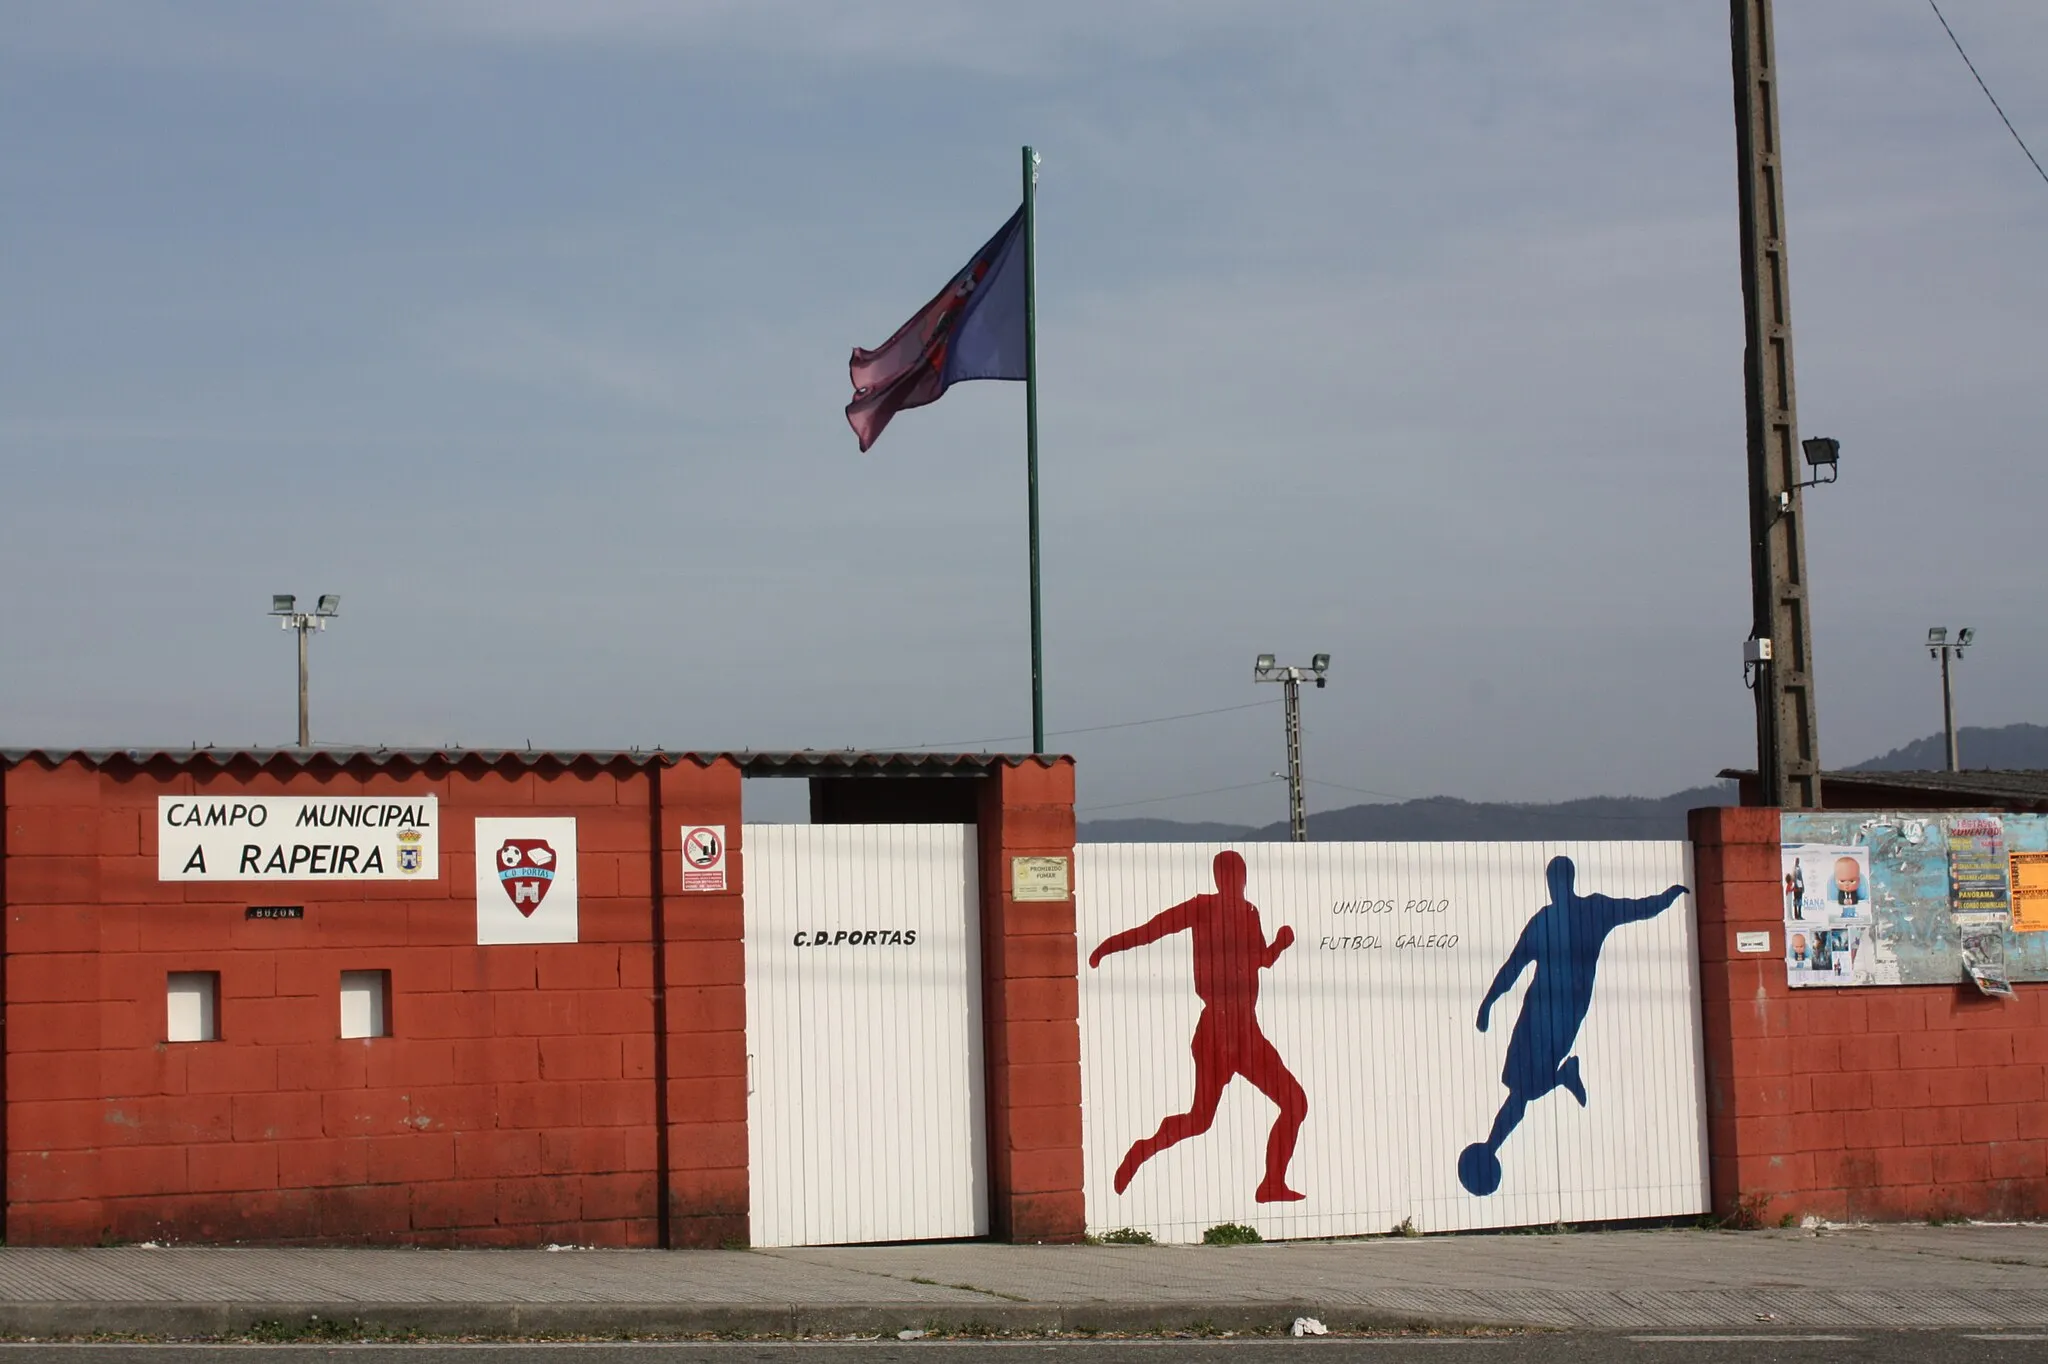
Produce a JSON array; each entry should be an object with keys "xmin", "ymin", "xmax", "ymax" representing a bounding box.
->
[
  {"xmin": 1927, "ymin": 627, "xmax": 1947, "ymax": 646},
  {"xmin": 1958, "ymin": 628, "xmax": 1974, "ymax": 647},
  {"xmin": 1801, "ymin": 437, "xmax": 1840, "ymax": 470},
  {"xmin": 269, "ymin": 590, "xmax": 345, "ymax": 748},
  {"xmin": 1250, "ymin": 654, "xmax": 1333, "ymax": 841}
]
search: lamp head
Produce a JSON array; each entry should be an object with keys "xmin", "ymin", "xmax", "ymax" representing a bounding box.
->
[
  {"xmin": 1254, "ymin": 654, "xmax": 1277, "ymax": 680},
  {"xmin": 1311, "ymin": 653, "xmax": 1331, "ymax": 672},
  {"xmin": 1801, "ymin": 436, "xmax": 1840, "ymax": 470},
  {"xmin": 315, "ymin": 594, "xmax": 341, "ymax": 617},
  {"xmin": 1958, "ymin": 627, "xmax": 1974, "ymax": 647},
  {"xmin": 1927, "ymin": 627, "xmax": 1947, "ymax": 646},
  {"xmin": 270, "ymin": 594, "xmax": 296, "ymax": 615}
]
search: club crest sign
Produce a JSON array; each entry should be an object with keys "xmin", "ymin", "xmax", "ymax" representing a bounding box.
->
[
  {"xmin": 474, "ymin": 818, "xmax": 578, "ymax": 945},
  {"xmin": 495, "ymin": 838, "xmax": 558, "ymax": 914}
]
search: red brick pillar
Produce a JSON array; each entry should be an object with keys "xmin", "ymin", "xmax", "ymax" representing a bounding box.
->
[
  {"xmin": 1690, "ymin": 805, "xmax": 1808, "ymax": 1222},
  {"xmin": 976, "ymin": 758, "xmax": 1085, "ymax": 1242},
  {"xmin": 655, "ymin": 757, "xmax": 748, "ymax": 1247}
]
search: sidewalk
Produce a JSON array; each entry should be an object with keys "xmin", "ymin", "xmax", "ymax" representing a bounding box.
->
[{"xmin": 1, "ymin": 1225, "xmax": 2045, "ymax": 1337}]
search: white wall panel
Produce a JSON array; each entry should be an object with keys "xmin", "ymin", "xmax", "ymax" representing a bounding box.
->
[
  {"xmin": 744, "ymin": 824, "xmax": 987, "ymax": 1247},
  {"xmin": 1078, "ymin": 841, "xmax": 1706, "ymax": 1242}
]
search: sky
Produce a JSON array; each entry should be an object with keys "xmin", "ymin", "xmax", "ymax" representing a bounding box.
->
[{"xmin": 3, "ymin": 1, "xmax": 2043, "ymax": 826}]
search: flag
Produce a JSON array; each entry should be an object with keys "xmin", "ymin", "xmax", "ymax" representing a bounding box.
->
[{"xmin": 846, "ymin": 206, "xmax": 1027, "ymax": 452}]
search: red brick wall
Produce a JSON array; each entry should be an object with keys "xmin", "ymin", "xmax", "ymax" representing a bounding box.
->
[
  {"xmin": 1693, "ymin": 805, "xmax": 2048, "ymax": 1224},
  {"xmin": 4, "ymin": 751, "xmax": 1087, "ymax": 1247},
  {"xmin": 977, "ymin": 759, "xmax": 1085, "ymax": 1243},
  {"xmin": 654, "ymin": 760, "xmax": 748, "ymax": 1248},
  {"xmin": 2, "ymin": 753, "xmax": 748, "ymax": 1247}
]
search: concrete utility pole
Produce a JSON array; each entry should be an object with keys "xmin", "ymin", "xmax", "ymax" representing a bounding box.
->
[
  {"xmin": 270, "ymin": 594, "xmax": 340, "ymax": 748},
  {"xmin": 1927, "ymin": 627, "xmax": 1974, "ymax": 772},
  {"xmin": 1732, "ymin": 0, "xmax": 1823, "ymax": 809},
  {"xmin": 1254, "ymin": 654, "xmax": 1330, "ymax": 842}
]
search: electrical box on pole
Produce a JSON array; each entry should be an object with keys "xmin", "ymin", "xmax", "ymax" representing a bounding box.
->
[{"xmin": 1731, "ymin": 0, "xmax": 1822, "ymax": 809}]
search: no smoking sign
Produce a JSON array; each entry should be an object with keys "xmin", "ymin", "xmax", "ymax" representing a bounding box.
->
[{"xmin": 682, "ymin": 825, "xmax": 727, "ymax": 892}]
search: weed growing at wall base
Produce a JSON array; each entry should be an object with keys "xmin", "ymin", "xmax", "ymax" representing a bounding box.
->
[
  {"xmin": 1719, "ymin": 1192, "xmax": 1774, "ymax": 1231},
  {"xmin": 1202, "ymin": 1222, "xmax": 1263, "ymax": 1246}
]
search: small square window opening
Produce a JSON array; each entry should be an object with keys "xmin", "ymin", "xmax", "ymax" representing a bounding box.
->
[
  {"xmin": 340, "ymin": 970, "xmax": 391, "ymax": 1039},
  {"xmin": 166, "ymin": 972, "xmax": 219, "ymax": 1043}
]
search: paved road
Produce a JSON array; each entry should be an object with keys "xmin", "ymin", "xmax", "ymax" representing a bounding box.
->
[
  {"xmin": 0, "ymin": 1337, "xmax": 2045, "ymax": 1363},
  {"xmin": 2, "ymin": 1226, "xmax": 2045, "ymax": 1336}
]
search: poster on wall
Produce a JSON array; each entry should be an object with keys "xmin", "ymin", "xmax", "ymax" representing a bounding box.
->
[
  {"xmin": 1077, "ymin": 840, "xmax": 1708, "ymax": 1243},
  {"xmin": 1944, "ymin": 815, "xmax": 2012, "ymax": 924},
  {"xmin": 1961, "ymin": 924, "xmax": 2015, "ymax": 998},
  {"xmin": 157, "ymin": 796, "xmax": 438, "ymax": 881},
  {"xmin": 474, "ymin": 817, "xmax": 579, "ymax": 944},
  {"xmin": 1778, "ymin": 812, "xmax": 2048, "ymax": 989},
  {"xmin": 2013, "ymin": 853, "xmax": 2048, "ymax": 934},
  {"xmin": 1780, "ymin": 843, "xmax": 1881, "ymax": 987}
]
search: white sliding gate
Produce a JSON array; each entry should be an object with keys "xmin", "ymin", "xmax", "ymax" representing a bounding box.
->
[
  {"xmin": 743, "ymin": 824, "xmax": 988, "ymax": 1247},
  {"xmin": 1078, "ymin": 840, "xmax": 1708, "ymax": 1242}
]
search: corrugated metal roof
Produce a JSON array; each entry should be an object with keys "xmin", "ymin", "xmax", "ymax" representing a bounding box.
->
[
  {"xmin": 1, "ymin": 748, "xmax": 1060, "ymax": 777},
  {"xmin": 1718, "ymin": 768, "xmax": 2048, "ymax": 802},
  {"xmin": 723, "ymin": 750, "xmax": 1060, "ymax": 776}
]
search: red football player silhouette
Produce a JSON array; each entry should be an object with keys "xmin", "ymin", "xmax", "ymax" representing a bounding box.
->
[{"xmin": 1089, "ymin": 850, "xmax": 1308, "ymax": 1202}]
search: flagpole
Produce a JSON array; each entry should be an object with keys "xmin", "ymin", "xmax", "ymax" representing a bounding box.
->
[{"xmin": 1022, "ymin": 144, "xmax": 1044, "ymax": 755}]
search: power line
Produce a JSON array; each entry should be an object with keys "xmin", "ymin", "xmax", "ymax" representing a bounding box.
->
[
  {"xmin": 1928, "ymin": 0, "xmax": 2048, "ymax": 190},
  {"xmin": 1077, "ymin": 777, "xmax": 1281, "ymax": 815},
  {"xmin": 1304, "ymin": 777, "xmax": 1412, "ymax": 802},
  {"xmin": 883, "ymin": 698, "xmax": 1278, "ymax": 752}
]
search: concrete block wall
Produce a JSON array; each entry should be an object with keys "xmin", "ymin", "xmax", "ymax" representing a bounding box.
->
[
  {"xmin": 1692, "ymin": 805, "xmax": 2048, "ymax": 1224},
  {"xmin": 976, "ymin": 759, "xmax": 1085, "ymax": 1243},
  {"xmin": 1, "ymin": 752, "xmax": 749, "ymax": 1247},
  {"xmin": 20, "ymin": 761, "xmax": 2043, "ymax": 1241},
  {"xmin": 1, "ymin": 750, "xmax": 1080, "ymax": 1247},
  {"xmin": 654, "ymin": 759, "xmax": 749, "ymax": 1249}
]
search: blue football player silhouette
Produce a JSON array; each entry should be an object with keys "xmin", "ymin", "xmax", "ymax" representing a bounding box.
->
[{"xmin": 1458, "ymin": 856, "xmax": 1686, "ymax": 1197}]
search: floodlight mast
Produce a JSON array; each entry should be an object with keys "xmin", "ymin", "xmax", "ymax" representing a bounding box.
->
[
  {"xmin": 269, "ymin": 594, "xmax": 340, "ymax": 748},
  {"xmin": 1253, "ymin": 654, "xmax": 1332, "ymax": 842},
  {"xmin": 1926, "ymin": 626, "xmax": 1975, "ymax": 772}
]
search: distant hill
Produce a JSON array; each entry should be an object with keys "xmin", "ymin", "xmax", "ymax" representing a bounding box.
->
[
  {"xmin": 1079, "ymin": 785, "xmax": 1733, "ymax": 844},
  {"xmin": 1073, "ymin": 817, "xmax": 1280, "ymax": 843},
  {"xmin": 1283, "ymin": 786, "xmax": 1734, "ymax": 842},
  {"xmin": 1849, "ymin": 723, "xmax": 2048, "ymax": 773},
  {"xmin": 1078, "ymin": 724, "xmax": 2046, "ymax": 844}
]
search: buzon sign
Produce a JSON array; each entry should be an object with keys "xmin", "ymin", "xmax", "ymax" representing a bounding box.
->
[{"xmin": 157, "ymin": 796, "xmax": 438, "ymax": 881}]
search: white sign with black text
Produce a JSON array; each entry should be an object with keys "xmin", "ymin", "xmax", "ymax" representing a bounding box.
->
[
  {"xmin": 475, "ymin": 817, "xmax": 579, "ymax": 945},
  {"xmin": 157, "ymin": 796, "xmax": 438, "ymax": 881}
]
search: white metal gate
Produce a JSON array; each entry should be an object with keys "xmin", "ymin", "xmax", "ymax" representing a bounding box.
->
[
  {"xmin": 1077, "ymin": 840, "xmax": 1707, "ymax": 1242},
  {"xmin": 743, "ymin": 823, "xmax": 988, "ymax": 1247}
]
